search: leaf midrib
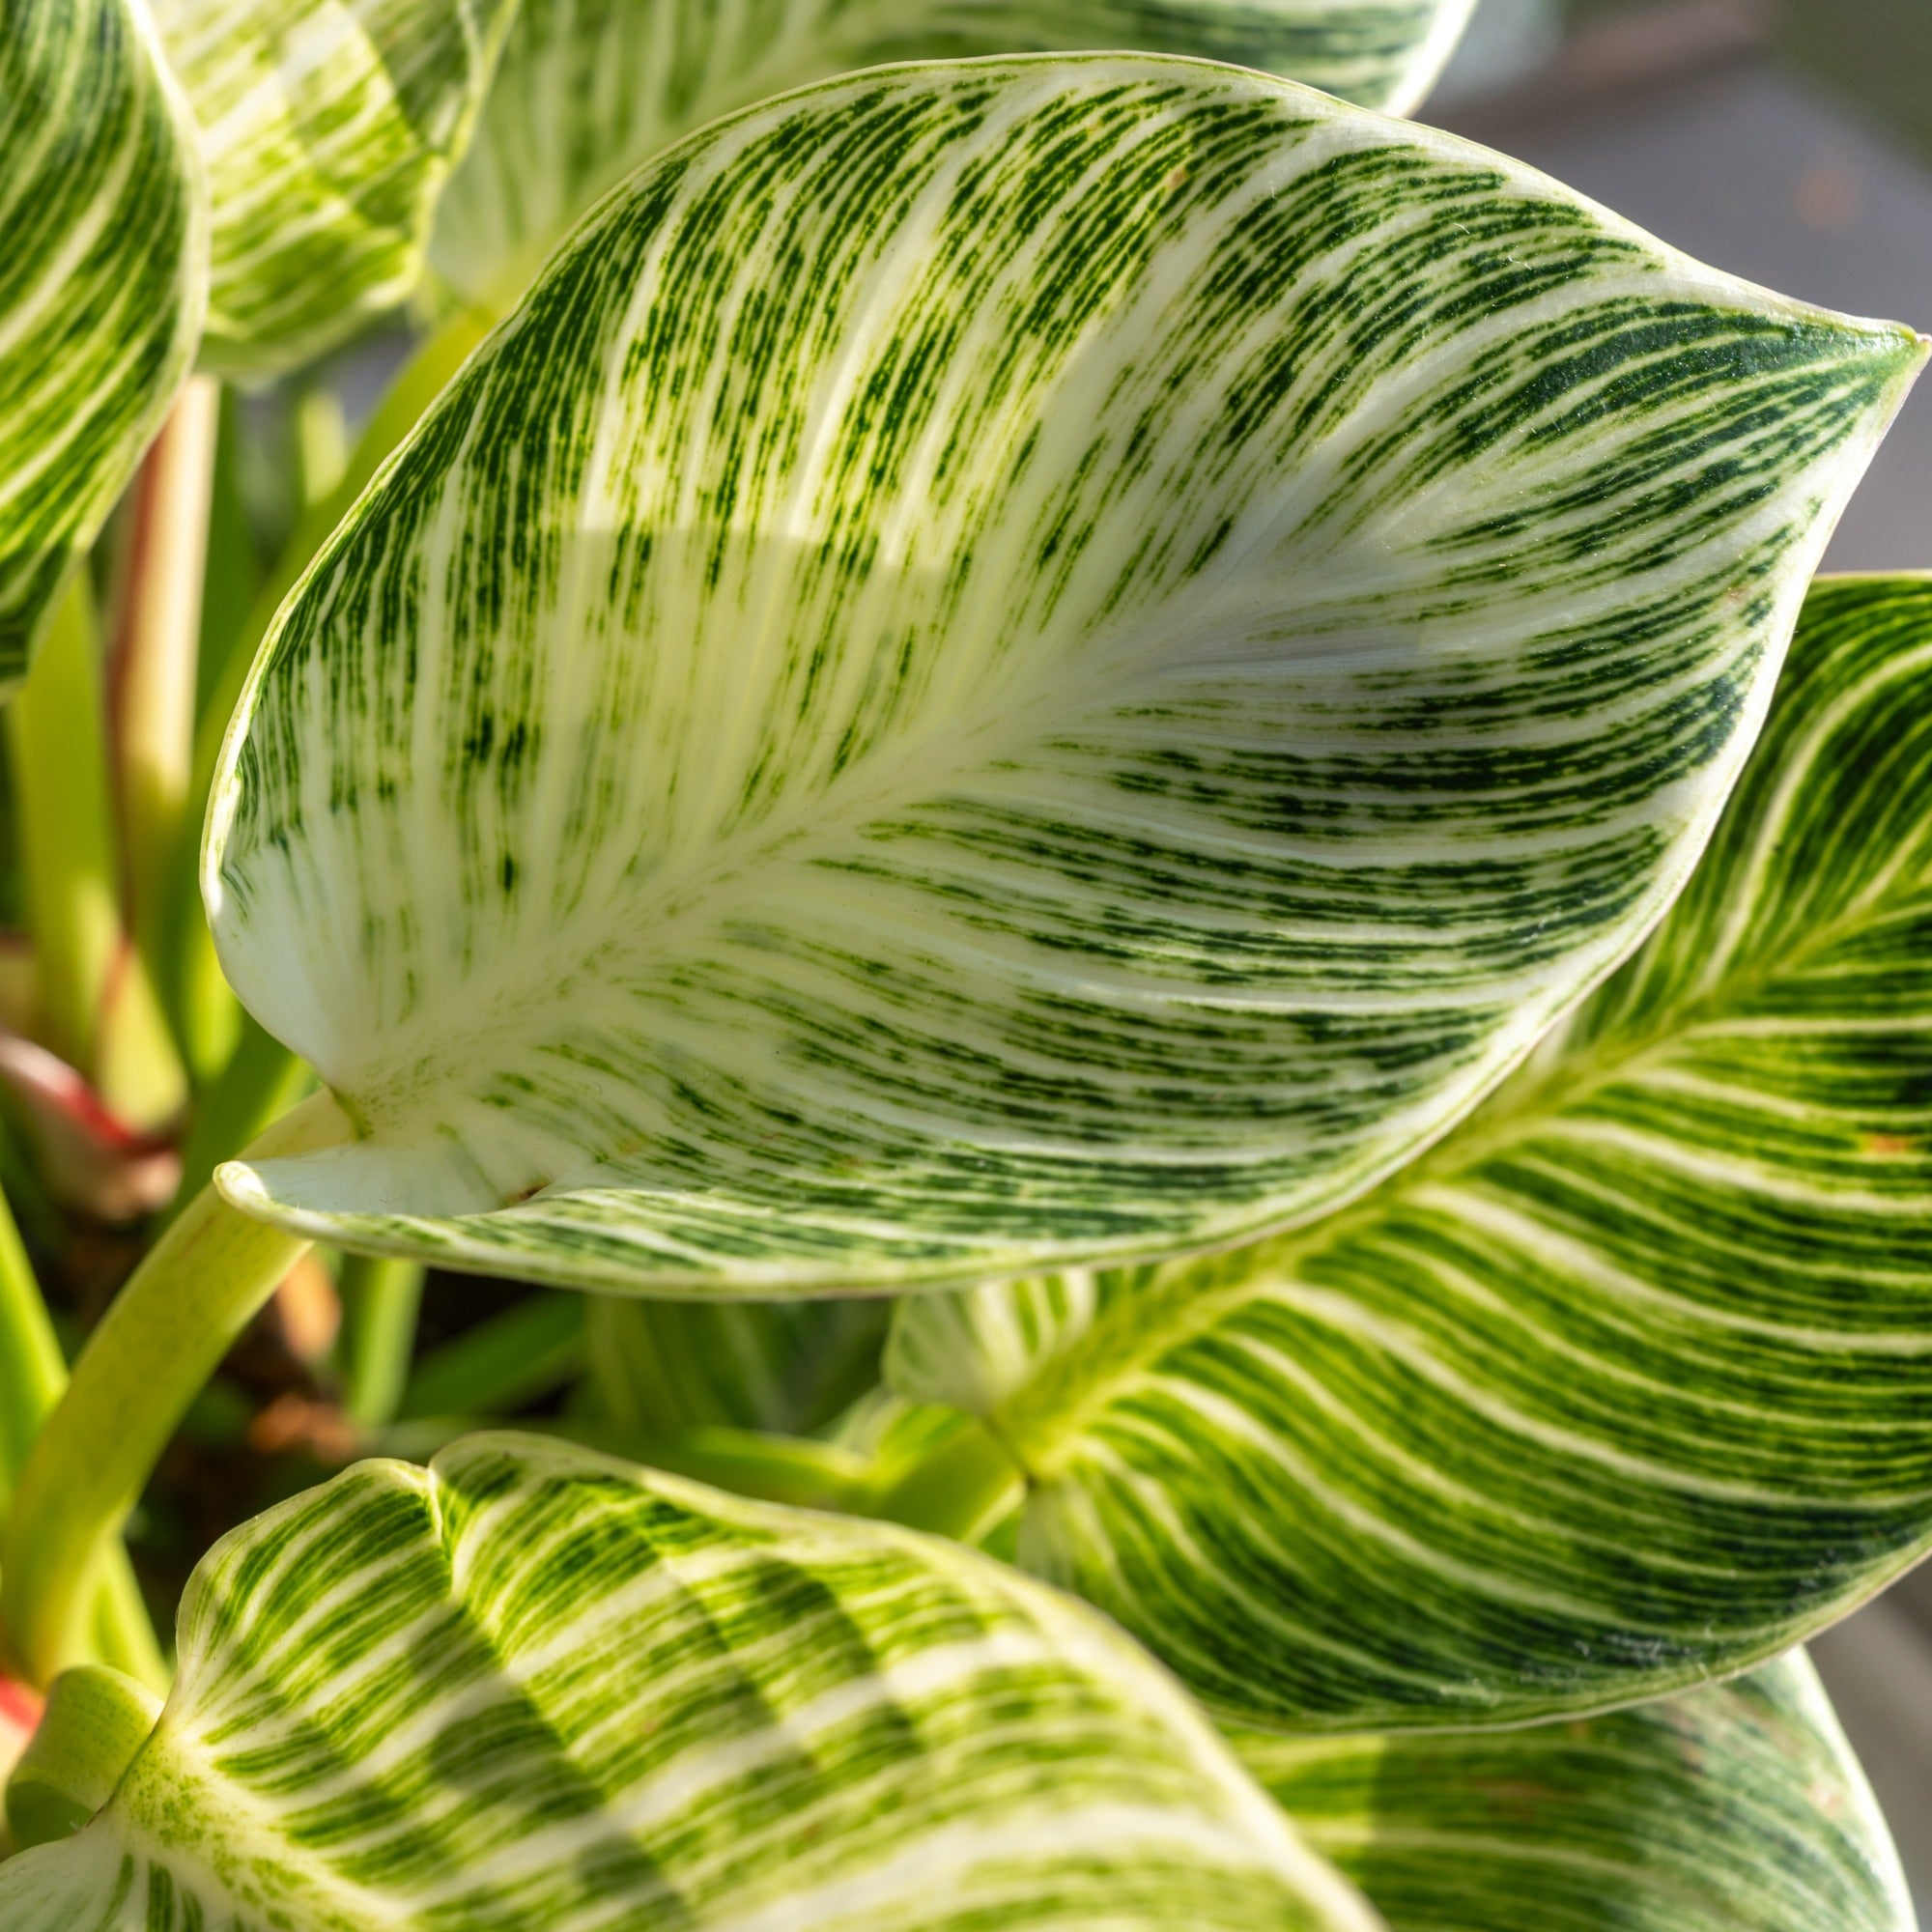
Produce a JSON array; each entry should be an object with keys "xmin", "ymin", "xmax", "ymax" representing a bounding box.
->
[{"xmin": 317, "ymin": 535, "xmax": 1363, "ymax": 1142}]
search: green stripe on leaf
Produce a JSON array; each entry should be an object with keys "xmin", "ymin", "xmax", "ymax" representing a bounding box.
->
[{"xmin": 208, "ymin": 58, "xmax": 1921, "ymax": 1295}]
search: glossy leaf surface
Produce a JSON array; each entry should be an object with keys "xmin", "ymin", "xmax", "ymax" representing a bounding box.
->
[
  {"xmin": 151, "ymin": 0, "xmax": 512, "ymax": 379},
  {"xmin": 210, "ymin": 59, "xmax": 1919, "ymax": 1295},
  {"xmin": 1241, "ymin": 1652, "xmax": 1915, "ymax": 1932},
  {"xmin": 0, "ymin": 1434, "xmax": 1374, "ymax": 1931},
  {"xmin": 0, "ymin": 0, "xmax": 204, "ymax": 689},
  {"xmin": 891, "ymin": 575, "xmax": 1932, "ymax": 1729},
  {"xmin": 432, "ymin": 0, "xmax": 1480, "ymax": 308}
]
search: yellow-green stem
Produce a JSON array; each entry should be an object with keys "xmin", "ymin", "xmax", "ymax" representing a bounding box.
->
[
  {"xmin": 0, "ymin": 1093, "xmax": 350, "ymax": 1690},
  {"xmin": 7, "ymin": 582, "xmax": 121, "ymax": 1080},
  {"xmin": 0, "ymin": 1189, "xmax": 67, "ymax": 1498},
  {"xmin": 6, "ymin": 578, "xmax": 185, "ymax": 1134},
  {"xmin": 337, "ymin": 1253, "xmax": 424, "ymax": 1430},
  {"xmin": 867, "ymin": 1415, "xmax": 1026, "ymax": 1544},
  {"xmin": 165, "ymin": 1012, "xmax": 314, "ymax": 1228},
  {"xmin": 0, "ymin": 1182, "xmax": 164, "ymax": 1691}
]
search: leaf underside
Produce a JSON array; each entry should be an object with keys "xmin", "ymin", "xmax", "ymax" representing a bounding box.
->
[
  {"xmin": 150, "ymin": 0, "xmax": 513, "ymax": 381},
  {"xmin": 1239, "ymin": 1651, "xmax": 1915, "ymax": 1932},
  {"xmin": 432, "ymin": 0, "xmax": 1482, "ymax": 308},
  {"xmin": 209, "ymin": 58, "xmax": 1919, "ymax": 1295},
  {"xmin": 890, "ymin": 576, "xmax": 1932, "ymax": 1731},
  {"xmin": 0, "ymin": 0, "xmax": 204, "ymax": 691},
  {"xmin": 0, "ymin": 1435, "xmax": 1373, "ymax": 1932}
]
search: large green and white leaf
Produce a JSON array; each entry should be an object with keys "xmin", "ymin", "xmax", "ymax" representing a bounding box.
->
[
  {"xmin": 432, "ymin": 0, "xmax": 1481, "ymax": 309},
  {"xmin": 208, "ymin": 58, "xmax": 1921, "ymax": 1296},
  {"xmin": 0, "ymin": 0, "xmax": 205, "ymax": 690},
  {"xmin": 151, "ymin": 0, "xmax": 513, "ymax": 381},
  {"xmin": 895, "ymin": 574, "xmax": 1932, "ymax": 1730},
  {"xmin": 0, "ymin": 1434, "xmax": 1376, "ymax": 1932},
  {"xmin": 1238, "ymin": 1651, "xmax": 1916, "ymax": 1932}
]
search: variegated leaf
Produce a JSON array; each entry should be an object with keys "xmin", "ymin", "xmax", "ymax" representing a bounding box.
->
[
  {"xmin": 0, "ymin": 1434, "xmax": 1376, "ymax": 1932},
  {"xmin": 0, "ymin": 0, "xmax": 205, "ymax": 689},
  {"xmin": 207, "ymin": 59, "xmax": 1921, "ymax": 1296},
  {"xmin": 895, "ymin": 574, "xmax": 1932, "ymax": 1730},
  {"xmin": 431, "ymin": 0, "xmax": 1479, "ymax": 309},
  {"xmin": 150, "ymin": 0, "xmax": 514, "ymax": 380},
  {"xmin": 1238, "ymin": 1652, "xmax": 1915, "ymax": 1932}
]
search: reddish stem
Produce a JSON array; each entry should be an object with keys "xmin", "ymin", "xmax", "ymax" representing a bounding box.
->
[{"xmin": 0, "ymin": 1672, "xmax": 43, "ymax": 1780}]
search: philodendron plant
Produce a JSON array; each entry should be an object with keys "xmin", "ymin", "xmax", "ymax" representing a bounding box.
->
[{"xmin": 1, "ymin": 2, "xmax": 1930, "ymax": 1927}]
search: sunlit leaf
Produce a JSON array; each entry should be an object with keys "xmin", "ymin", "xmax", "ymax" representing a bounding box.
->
[
  {"xmin": 892, "ymin": 575, "xmax": 1932, "ymax": 1729},
  {"xmin": 151, "ymin": 0, "xmax": 514, "ymax": 380},
  {"xmin": 431, "ymin": 0, "xmax": 1482, "ymax": 308},
  {"xmin": 0, "ymin": 1434, "xmax": 1376, "ymax": 1931},
  {"xmin": 209, "ymin": 59, "xmax": 1920, "ymax": 1295},
  {"xmin": 1239, "ymin": 1652, "xmax": 1915, "ymax": 1932},
  {"xmin": 0, "ymin": 0, "xmax": 204, "ymax": 689}
]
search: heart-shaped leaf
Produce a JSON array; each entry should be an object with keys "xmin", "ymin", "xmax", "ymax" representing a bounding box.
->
[
  {"xmin": 1238, "ymin": 1652, "xmax": 1914, "ymax": 1932},
  {"xmin": 208, "ymin": 58, "xmax": 1921, "ymax": 1296},
  {"xmin": 890, "ymin": 574, "xmax": 1932, "ymax": 1729},
  {"xmin": 0, "ymin": 1434, "xmax": 1375, "ymax": 1931},
  {"xmin": 431, "ymin": 0, "xmax": 1481, "ymax": 309},
  {"xmin": 0, "ymin": 0, "xmax": 204, "ymax": 690},
  {"xmin": 150, "ymin": 0, "xmax": 514, "ymax": 380}
]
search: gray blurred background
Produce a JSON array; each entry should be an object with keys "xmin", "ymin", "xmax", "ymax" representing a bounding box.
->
[{"xmin": 1431, "ymin": 0, "xmax": 1932, "ymax": 1899}]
